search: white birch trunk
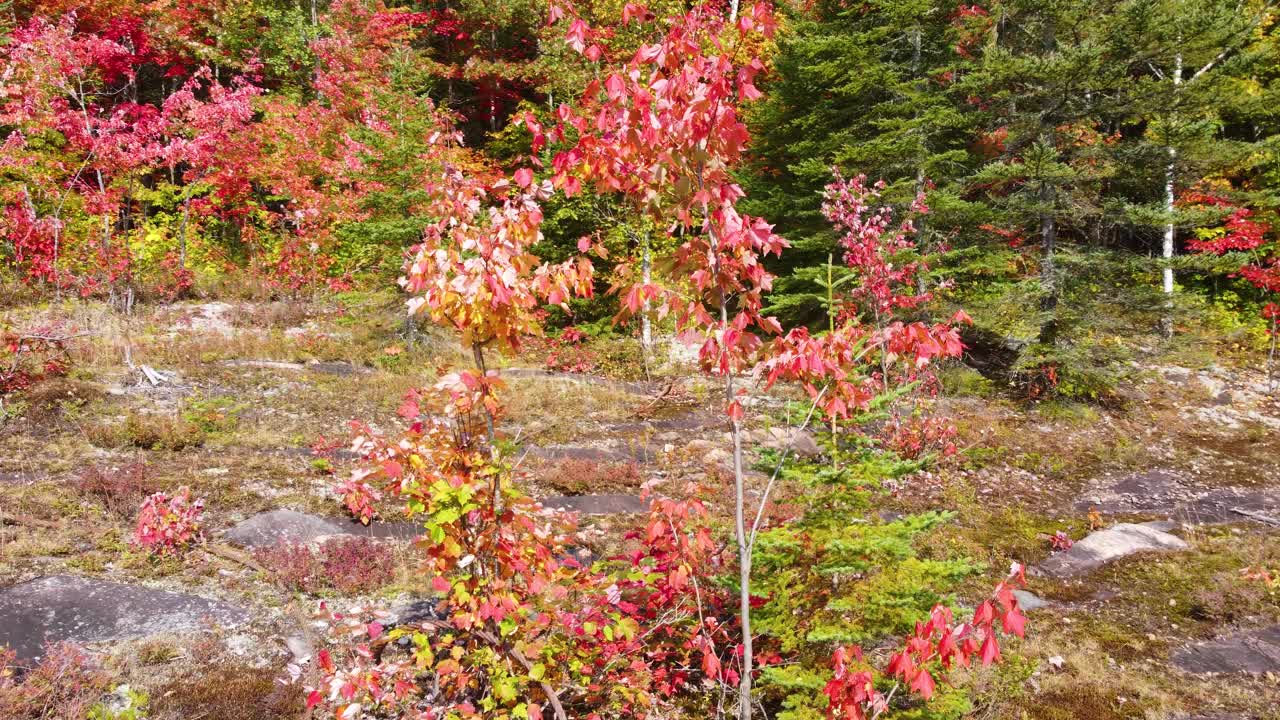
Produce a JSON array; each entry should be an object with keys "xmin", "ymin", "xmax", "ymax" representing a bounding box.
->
[{"xmin": 1163, "ymin": 51, "xmax": 1182, "ymax": 299}]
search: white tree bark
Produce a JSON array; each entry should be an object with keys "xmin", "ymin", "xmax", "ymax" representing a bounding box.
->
[{"xmin": 1163, "ymin": 51, "xmax": 1182, "ymax": 299}]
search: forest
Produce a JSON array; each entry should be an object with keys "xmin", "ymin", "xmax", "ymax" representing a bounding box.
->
[{"xmin": 0, "ymin": 1, "xmax": 1278, "ymax": 719}]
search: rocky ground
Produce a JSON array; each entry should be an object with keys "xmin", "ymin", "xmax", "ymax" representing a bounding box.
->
[{"xmin": 0, "ymin": 297, "xmax": 1278, "ymax": 719}]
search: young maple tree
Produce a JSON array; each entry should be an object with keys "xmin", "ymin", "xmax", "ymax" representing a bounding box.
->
[
  {"xmin": 323, "ymin": 376, "xmax": 734, "ymax": 720},
  {"xmin": 544, "ymin": 3, "xmax": 786, "ymax": 714},
  {"xmin": 766, "ymin": 171, "xmax": 967, "ymax": 460}
]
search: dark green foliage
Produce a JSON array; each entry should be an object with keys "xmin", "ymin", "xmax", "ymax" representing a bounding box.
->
[
  {"xmin": 747, "ymin": 0, "xmax": 1280, "ymax": 399},
  {"xmin": 749, "ymin": 457, "xmax": 982, "ymax": 719}
]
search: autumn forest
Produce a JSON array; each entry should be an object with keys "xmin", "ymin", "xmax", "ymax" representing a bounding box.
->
[{"xmin": 0, "ymin": 1, "xmax": 1279, "ymax": 720}]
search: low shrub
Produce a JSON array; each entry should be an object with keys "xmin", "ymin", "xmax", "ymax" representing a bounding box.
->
[
  {"xmin": 0, "ymin": 643, "xmax": 111, "ymax": 720},
  {"xmin": 181, "ymin": 395, "xmax": 246, "ymax": 435},
  {"xmin": 255, "ymin": 536, "xmax": 396, "ymax": 594},
  {"xmin": 319, "ymin": 536, "xmax": 396, "ymax": 593},
  {"xmin": 537, "ymin": 457, "xmax": 643, "ymax": 495},
  {"xmin": 76, "ymin": 462, "xmax": 154, "ymax": 516},
  {"xmin": 132, "ymin": 487, "xmax": 204, "ymax": 555},
  {"xmin": 151, "ymin": 662, "xmax": 305, "ymax": 720}
]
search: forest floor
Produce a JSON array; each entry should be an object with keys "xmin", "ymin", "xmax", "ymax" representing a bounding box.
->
[{"xmin": 0, "ymin": 293, "xmax": 1278, "ymax": 720}]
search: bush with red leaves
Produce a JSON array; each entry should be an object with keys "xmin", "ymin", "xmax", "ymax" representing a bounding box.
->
[
  {"xmin": 544, "ymin": 325, "xmax": 597, "ymax": 373},
  {"xmin": 538, "ymin": 456, "xmax": 642, "ymax": 495},
  {"xmin": 132, "ymin": 487, "xmax": 204, "ymax": 555},
  {"xmin": 255, "ymin": 536, "xmax": 396, "ymax": 594},
  {"xmin": 1, "ymin": 328, "xmax": 74, "ymax": 398},
  {"xmin": 0, "ymin": 643, "xmax": 111, "ymax": 720}
]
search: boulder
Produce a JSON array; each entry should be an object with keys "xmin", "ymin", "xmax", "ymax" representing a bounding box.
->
[
  {"xmin": 0, "ymin": 575, "xmax": 249, "ymax": 662},
  {"xmin": 223, "ymin": 509, "xmax": 348, "ymax": 548},
  {"xmin": 1034, "ymin": 523, "xmax": 1188, "ymax": 577},
  {"xmin": 1013, "ymin": 589, "xmax": 1049, "ymax": 612},
  {"xmin": 788, "ymin": 430, "xmax": 822, "ymax": 458},
  {"xmin": 1173, "ymin": 625, "xmax": 1280, "ymax": 675}
]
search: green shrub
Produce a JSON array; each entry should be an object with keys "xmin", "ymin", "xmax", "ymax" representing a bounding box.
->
[{"xmin": 750, "ymin": 456, "xmax": 983, "ymax": 719}]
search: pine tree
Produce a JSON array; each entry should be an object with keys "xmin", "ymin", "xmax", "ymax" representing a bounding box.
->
[
  {"xmin": 745, "ymin": 0, "xmax": 979, "ymax": 324},
  {"xmin": 1107, "ymin": 0, "xmax": 1277, "ymax": 333}
]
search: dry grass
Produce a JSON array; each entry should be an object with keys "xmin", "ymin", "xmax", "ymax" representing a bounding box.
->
[{"xmin": 503, "ymin": 376, "xmax": 643, "ymax": 443}]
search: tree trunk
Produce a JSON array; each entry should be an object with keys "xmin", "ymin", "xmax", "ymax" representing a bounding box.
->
[
  {"xmin": 1161, "ymin": 51, "xmax": 1183, "ymax": 337},
  {"xmin": 179, "ymin": 185, "xmax": 192, "ymax": 269},
  {"xmin": 722, "ymin": 298, "xmax": 752, "ymax": 720},
  {"xmin": 1038, "ymin": 181, "xmax": 1058, "ymax": 345}
]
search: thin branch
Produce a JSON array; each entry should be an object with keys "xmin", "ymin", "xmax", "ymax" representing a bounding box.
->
[{"xmin": 747, "ymin": 385, "xmax": 827, "ymax": 549}]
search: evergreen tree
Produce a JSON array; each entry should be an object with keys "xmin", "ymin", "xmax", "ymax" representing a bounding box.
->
[{"xmin": 745, "ymin": 0, "xmax": 978, "ymax": 324}]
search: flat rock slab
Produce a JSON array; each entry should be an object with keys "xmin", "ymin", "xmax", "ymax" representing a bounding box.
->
[
  {"xmin": 1075, "ymin": 469, "xmax": 1280, "ymax": 525},
  {"xmin": 1173, "ymin": 625, "xmax": 1280, "ymax": 675},
  {"xmin": 224, "ymin": 509, "xmax": 421, "ymax": 548},
  {"xmin": 307, "ymin": 362, "xmax": 368, "ymax": 377},
  {"xmin": 542, "ymin": 494, "xmax": 649, "ymax": 515},
  {"xmin": 526, "ymin": 445, "xmax": 645, "ymax": 464},
  {"xmin": 225, "ymin": 509, "xmax": 348, "ymax": 547},
  {"xmin": 0, "ymin": 471, "xmax": 38, "ymax": 485},
  {"xmin": 0, "ymin": 575, "xmax": 249, "ymax": 662},
  {"xmin": 337, "ymin": 518, "xmax": 423, "ymax": 542},
  {"xmin": 1034, "ymin": 522, "xmax": 1188, "ymax": 577},
  {"xmin": 1013, "ymin": 590, "xmax": 1048, "ymax": 612},
  {"xmin": 498, "ymin": 368, "xmax": 657, "ymax": 395},
  {"xmin": 221, "ymin": 359, "xmax": 307, "ymax": 371}
]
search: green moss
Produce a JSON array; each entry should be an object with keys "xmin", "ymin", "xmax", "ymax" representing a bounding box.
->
[
  {"xmin": 1035, "ymin": 400, "xmax": 1101, "ymax": 424},
  {"xmin": 938, "ymin": 364, "xmax": 998, "ymax": 398}
]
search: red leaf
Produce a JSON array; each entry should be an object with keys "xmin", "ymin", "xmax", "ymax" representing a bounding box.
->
[
  {"xmin": 980, "ymin": 635, "xmax": 1001, "ymax": 666},
  {"xmin": 1002, "ymin": 607, "xmax": 1026, "ymax": 638},
  {"xmin": 726, "ymin": 400, "xmax": 744, "ymax": 423},
  {"xmin": 910, "ymin": 668, "xmax": 936, "ymax": 699},
  {"xmin": 514, "ymin": 167, "xmax": 534, "ymax": 188},
  {"xmin": 397, "ymin": 396, "xmax": 420, "ymax": 419}
]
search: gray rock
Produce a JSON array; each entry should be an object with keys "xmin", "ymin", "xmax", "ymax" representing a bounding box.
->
[
  {"xmin": 1173, "ymin": 625, "xmax": 1280, "ymax": 675},
  {"xmin": 224, "ymin": 509, "xmax": 423, "ymax": 548},
  {"xmin": 340, "ymin": 518, "xmax": 423, "ymax": 542},
  {"xmin": 284, "ymin": 635, "xmax": 314, "ymax": 662},
  {"xmin": 224, "ymin": 510, "xmax": 348, "ymax": 548},
  {"xmin": 789, "ymin": 431, "xmax": 822, "ymax": 458},
  {"xmin": 1034, "ymin": 523, "xmax": 1188, "ymax": 577},
  {"xmin": 388, "ymin": 599, "xmax": 443, "ymax": 626},
  {"xmin": 1013, "ymin": 589, "xmax": 1048, "ymax": 612},
  {"xmin": 1075, "ymin": 469, "xmax": 1280, "ymax": 525},
  {"xmin": 526, "ymin": 445, "xmax": 632, "ymax": 463},
  {"xmin": 307, "ymin": 361, "xmax": 367, "ymax": 377},
  {"xmin": 0, "ymin": 575, "xmax": 249, "ymax": 662},
  {"xmin": 541, "ymin": 494, "xmax": 649, "ymax": 515}
]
